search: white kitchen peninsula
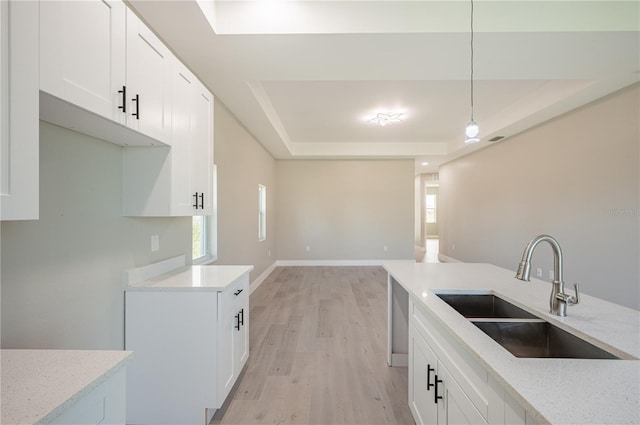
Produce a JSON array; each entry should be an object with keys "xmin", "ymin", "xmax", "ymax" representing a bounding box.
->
[
  {"xmin": 385, "ymin": 262, "xmax": 640, "ymax": 425},
  {"xmin": 124, "ymin": 256, "xmax": 253, "ymax": 425}
]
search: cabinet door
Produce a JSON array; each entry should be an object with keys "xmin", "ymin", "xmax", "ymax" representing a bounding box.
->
[
  {"xmin": 169, "ymin": 61, "xmax": 196, "ymax": 215},
  {"xmin": 217, "ymin": 287, "xmax": 236, "ymax": 402},
  {"xmin": 233, "ymin": 281, "xmax": 249, "ymax": 377},
  {"xmin": 409, "ymin": 328, "xmax": 438, "ymax": 425},
  {"xmin": 190, "ymin": 81, "xmax": 213, "ymax": 215},
  {"xmin": 40, "ymin": 0, "xmax": 126, "ymax": 125},
  {"xmin": 1, "ymin": 0, "xmax": 39, "ymax": 221},
  {"xmin": 438, "ymin": 363, "xmax": 487, "ymax": 425},
  {"xmin": 126, "ymin": 8, "xmax": 171, "ymax": 143}
]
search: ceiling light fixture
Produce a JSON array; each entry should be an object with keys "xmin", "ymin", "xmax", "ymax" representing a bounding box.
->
[
  {"xmin": 369, "ymin": 112, "xmax": 403, "ymax": 127},
  {"xmin": 464, "ymin": 0, "xmax": 480, "ymax": 144}
]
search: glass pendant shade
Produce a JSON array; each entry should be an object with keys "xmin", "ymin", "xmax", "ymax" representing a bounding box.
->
[{"xmin": 464, "ymin": 120, "xmax": 480, "ymax": 144}]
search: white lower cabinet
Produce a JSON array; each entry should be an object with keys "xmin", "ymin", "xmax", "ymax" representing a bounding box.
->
[
  {"xmin": 408, "ymin": 298, "xmax": 538, "ymax": 425},
  {"xmin": 409, "ymin": 321, "xmax": 486, "ymax": 425},
  {"xmin": 51, "ymin": 368, "xmax": 126, "ymax": 425},
  {"xmin": 125, "ymin": 273, "xmax": 249, "ymax": 425},
  {"xmin": 216, "ymin": 276, "xmax": 249, "ymax": 404}
]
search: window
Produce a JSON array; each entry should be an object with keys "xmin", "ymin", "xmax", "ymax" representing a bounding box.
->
[
  {"xmin": 192, "ymin": 215, "xmax": 207, "ymax": 260},
  {"xmin": 192, "ymin": 165, "xmax": 217, "ymax": 263},
  {"xmin": 426, "ymin": 193, "xmax": 437, "ymax": 224},
  {"xmin": 258, "ymin": 184, "xmax": 266, "ymax": 242}
]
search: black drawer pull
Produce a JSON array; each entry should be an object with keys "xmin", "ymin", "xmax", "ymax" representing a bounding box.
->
[
  {"xmin": 118, "ymin": 86, "xmax": 126, "ymax": 113},
  {"xmin": 239, "ymin": 308, "xmax": 244, "ymax": 327},
  {"xmin": 427, "ymin": 365, "xmax": 435, "ymax": 390},
  {"xmin": 434, "ymin": 375, "xmax": 443, "ymax": 404},
  {"xmin": 132, "ymin": 94, "xmax": 140, "ymax": 119},
  {"xmin": 235, "ymin": 312, "xmax": 241, "ymax": 331},
  {"xmin": 234, "ymin": 289, "xmax": 243, "ymax": 296}
]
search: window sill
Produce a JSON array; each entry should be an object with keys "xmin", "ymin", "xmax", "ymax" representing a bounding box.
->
[{"xmin": 192, "ymin": 254, "xmax": 217, "ymax": 265}]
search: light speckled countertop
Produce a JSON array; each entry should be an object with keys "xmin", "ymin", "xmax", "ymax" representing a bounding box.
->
[
  {"xmin": 1, "ymin": 349, "xmax": 132, "ymax": 425},
  {"xmin": 384, "ymin": 262, "xmax": 640, "ymax": 425},
  {"xmin": 125, "ymin": 264, "xmax": 253, "ymax": 291}
]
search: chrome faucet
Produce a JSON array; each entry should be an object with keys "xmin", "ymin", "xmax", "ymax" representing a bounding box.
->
[{"xmin": 515, "ymin": 234, "xmax": 580, "ymax": 317}]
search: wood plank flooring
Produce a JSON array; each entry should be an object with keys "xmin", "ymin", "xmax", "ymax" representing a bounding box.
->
[{"xmin": 211, "ymin": 266, "xmax": 414, "ymax": 425}]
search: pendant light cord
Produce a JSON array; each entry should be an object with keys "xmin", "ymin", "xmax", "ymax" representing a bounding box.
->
[{"xmin": 470, "ymin": 0, "xmax": 475, "ymax": 121}]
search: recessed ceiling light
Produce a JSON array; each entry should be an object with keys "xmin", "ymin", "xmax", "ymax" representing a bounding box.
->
[{"xmin": 368, "ymin": 112, "xmax": 403, "ymax": 127}]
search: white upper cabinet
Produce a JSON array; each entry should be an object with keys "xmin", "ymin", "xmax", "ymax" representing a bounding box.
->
[
  {"xmin": 36, "ymin": 0, "xmax": 213, "ymax": 217},
  {"xmin": 125, "ymin": 8, "xmax": 172, "ymax": 145},
  {"xmin": 39, "ymin": 0, "xmax": 171, "ymax": 147},
  {"xmin": 123, "ymin": 59, "xmax": 213, "ymax": 217},
  {"xmin": 1, "ymin": 0, "xmax": 39, "ymax": 221},
  {"xmin": 190, "ymin": 80, "xmax": 214, "ymax": 215},
  {"xmin": 39, "ymin": 0, "xmax": 126, "ymax": 125}
]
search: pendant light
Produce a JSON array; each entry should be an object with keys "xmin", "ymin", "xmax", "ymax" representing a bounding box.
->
[{"xmin": 464, "ymin": 0, "xmax": 480, "ymax": 144}]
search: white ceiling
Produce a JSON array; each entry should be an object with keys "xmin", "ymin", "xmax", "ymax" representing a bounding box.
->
[{"xmin": 127, "ymin": 0, "xmax": 640, "ymax": 174}]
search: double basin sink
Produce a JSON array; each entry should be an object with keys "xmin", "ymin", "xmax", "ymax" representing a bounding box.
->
[{"xmin": 436, "ymin": 293, "xmax": 620, "ymax": 359}]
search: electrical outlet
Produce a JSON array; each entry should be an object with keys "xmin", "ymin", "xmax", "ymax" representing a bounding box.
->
[
  {"xmin": 536, "ymin": 268, "xmax": 543, "ymax": 278},
  {"xmin": 305, "ymin": 245, "xmax": 311, "ymax": 252},
  {"xmin": 151, "ymin": 235, "xmax": 159, "ymax": 252},
  {"xmin": 383, "ymin": 245, "xmax": 388, "ymax": 252}
]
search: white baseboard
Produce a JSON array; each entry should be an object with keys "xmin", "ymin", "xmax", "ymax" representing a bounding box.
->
[
  {"xmin": 250, "ymin": 261, "xmax": 277, "ymax": 295},
  {"xmin": 275, "ymin": 259, "xmax": 412, "ymax": 267},
  {"xmin": 438, "ymin": 253, "xmax": 462, "ymax": 263}
]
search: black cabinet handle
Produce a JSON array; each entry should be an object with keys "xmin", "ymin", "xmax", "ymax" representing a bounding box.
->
[
  {"xmin": 239, "ymin": 308, "xmax": 244, "ymax": 327},
  {"xmin": 132, "ymin": 94, "xmax": 140, "ymax": 119},
  {"xmin": 235, "ymin": 312, "xmax": 241, "ymax": 331},
  {"xmin": 434, "ymin": 375, "xmax": 443, "ymax": 404},
  {"xmin": 234, "ymin": 289, "xmax": 243, "ymax": 296},
  {"xmin": 118, "ymin": 86, "xmax": 126, "ymax": 113},
  {"xmin": 192, "ymin": 192, "xmax": 205, "ymax": 209},
  {"xmin": 427, "ymin": 365, "xmax": 435, "ymax": 390}
]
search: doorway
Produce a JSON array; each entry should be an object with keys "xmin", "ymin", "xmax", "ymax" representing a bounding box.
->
[{"xmin": 415, "ymin": 174, "xmax": 439, "ymax": 263}]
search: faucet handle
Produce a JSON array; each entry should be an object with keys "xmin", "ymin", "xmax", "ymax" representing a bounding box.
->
[
  {"xmin": 568, "ymin": 283, "xmax": 580, "ymax": 305},
  {"xmin": 556, "ymin": 283, "xmax": 580, "ymax": 306}
]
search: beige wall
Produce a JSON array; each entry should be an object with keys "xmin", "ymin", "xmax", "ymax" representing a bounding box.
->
[
  {"xmin": 214, "ymin": 100, "xmax": 277, "ymax": 281},
  {"xmin": 439, "ymin": 84, "xmax": 639, "ymax": 310},
  {"xmin": 1, "ymin": 122, "xmax": 191, "ymax": 349},
  {"xmin": 276, "ymin": 159, "xmax": 415, "ymax": 261}
]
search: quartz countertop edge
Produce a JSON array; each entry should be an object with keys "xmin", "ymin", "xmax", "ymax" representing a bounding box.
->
[
  {"xmin": 384, "ymin": 261, "xmax": 640, "ymax": 425},
  {"xmin": 1, "ymin": 349, "xmax": 133, "ymax": 425},
  {"xmin": 125, "ymin": 264, "xmax": 254, "ymax": 291}
]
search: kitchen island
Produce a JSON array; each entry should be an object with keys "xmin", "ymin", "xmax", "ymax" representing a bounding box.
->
[
  {"xmin": 385, "ymin": 262, "xmax": 639, "ymax": 425},
  {"xmin": 0, "ymin": 349, "xmax": 132, "ymax": 425}
]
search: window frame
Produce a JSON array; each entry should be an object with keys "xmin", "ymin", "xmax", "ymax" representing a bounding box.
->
[{"xmin": 258, "ymin": 184, "xmax": 266, "ymax": 242}]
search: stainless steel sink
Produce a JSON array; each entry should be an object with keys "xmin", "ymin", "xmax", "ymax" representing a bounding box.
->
[
  {"xmin": 472, "ymin": 320, "xmax": 620, "ymax": 359},
  {"xmin": 436, "ymin": 293, "xmax": 537, "ymax": 319},
  {"xmin": 435, "ymin": 292, "xmax": 621, "ymax": 359}
]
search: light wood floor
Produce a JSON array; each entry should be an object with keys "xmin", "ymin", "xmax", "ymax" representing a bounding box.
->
[{"xmin": 211, "ymin": 266, "xmax": 414, "ymax": 425}]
